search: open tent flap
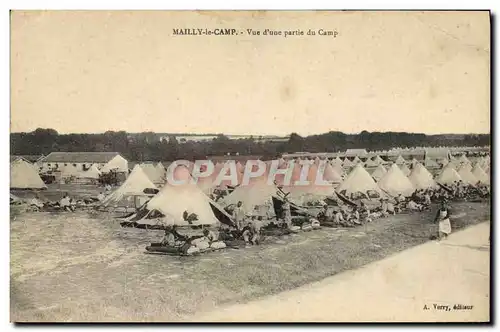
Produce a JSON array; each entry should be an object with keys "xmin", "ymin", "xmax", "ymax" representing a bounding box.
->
[
  {"xmin": 272, "ymin": 195, "xmax": 310, "ymax": 217},
  {"xmin": 333, "ymin": 191, "xmax": 358, "ymax": 206},
  {"xmin": 209, "ymin": 200, "xmax": 236, "ymax": 227},
  {"xmin": 437, "ymin": 182, "xmax": 454, "ymax": 193},
  {"xmin": 125, "ymin": 207, "xmax": 214, "ymax": 227}
]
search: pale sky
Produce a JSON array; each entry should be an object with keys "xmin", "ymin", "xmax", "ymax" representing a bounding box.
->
[{"xmin": 11, "ymin": 11, "xmax": 490, "ymax": 136}]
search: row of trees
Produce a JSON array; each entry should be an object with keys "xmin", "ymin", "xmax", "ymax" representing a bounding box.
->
[{"xmin": 10, "ymin": 128, "xmax": 490, "ymax": 162}]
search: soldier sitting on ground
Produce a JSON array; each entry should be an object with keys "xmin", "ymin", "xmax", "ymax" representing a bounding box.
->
[{"xmin": 242, "ymin": 222, "xmax": 261, "ymax": 245}]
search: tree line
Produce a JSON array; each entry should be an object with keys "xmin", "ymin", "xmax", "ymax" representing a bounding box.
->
[{"xmin": 10, "ymin": 128, "xmax": 490, "ymax": 162}]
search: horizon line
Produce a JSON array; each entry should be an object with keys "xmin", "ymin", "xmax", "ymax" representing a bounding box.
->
[{"xmin": 9, "ymin": 129, "xmax": 491, "ymax": 136}]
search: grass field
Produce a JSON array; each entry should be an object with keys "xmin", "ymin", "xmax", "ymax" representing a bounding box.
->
[{"xmin": 10, "ymin": 200, "xmax": 490, "ymax": 322}]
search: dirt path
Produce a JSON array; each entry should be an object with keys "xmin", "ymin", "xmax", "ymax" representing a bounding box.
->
[{"xmin": 193, "ymin": 222, "xmax": 490, "ymax": 322}]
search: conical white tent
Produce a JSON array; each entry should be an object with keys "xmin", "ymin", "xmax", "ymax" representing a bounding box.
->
[
  {"xmin": 81, "ymin": 164, "xmax": 101, "ymax": 179},
  {"xmin": 222, "ymin": 175, "xmax": 278, "ymax": 215},
  {"xmin": 457, "ymin": 165, "xmax": 478, "ymax": 185},
  {"xmin": 399, "ymin": 163, "xmax": 411, "ymax": 177},
  {"xmin": 479, "ymin": 157, "xmax": 489, "ymax": 169},
  {"xmin": 395, "ymin": 155, "xmax": 406, "ymax": 165},
  {"xmin": 100, "ymin": 165, "xmax": 157, "ymax": 208},
  {"xmin": 374, "ymin": 155, "xmax": 386, "ymax": 165},
  {"xmin": 461, "ymin": 162, "xmax": 473, "ymax": 172},
  {"xmin": 484, "ymin": 156, "xmax": 490, "ymax": 169},
  {"xmin": 60, "ymin": 164, "xmax": 80, "ymax": 178},
  {"xmin": 458, "ymin": 154, "xmax": 471, "ymax": 164},
  {"xmin": 474, "ymin": 159, "xmax": 485, "ymax": 169},
  {"xmin": 140, "ymin": 163, "xmax": 165, "ymax": 185},
  {"xmin": 287, "ymin": 162, "xmax": 337, "ymax": 200},
  {"xmin": 342, "ymin": 158, "xmax": 355, "ymax": 168},
  {"xmin": 332, "ymin": 157, "xmax": 343, "ymax": 166},
  {"xmin": 448, "ymin": 159, "xmax": 461, "ymax": 169},
  {"xmin": 322, "ymin": 162, "xmax": 343, "ymax": 183},
  {"xmin": 332, "ymin": 163, "xmax": 344, "ymax": 177},
  {"xmin": 408, "ymin": 163, "xmax": 438, "ymax": 190},
  {"xmin": 10, "ymin": 159, "xmax": 47, "ymax": 190},
  {"xmin": 436, "ymin": 165, "xmax": 462, "ymax": 185},
  {"xmin": 378, "ymin": 164, "xmax": 415, "ymax": 196},
  {"xmin": 472, "ymin": 164, "xmax": 489, "ymax": 185},
  {"xmin": 155, "ymin": 162, "xmax": 166, "ymax": 182},
  {"xmin": 353, "ymin": 156, "xmax": 362, "ymax": 164},
  {"xmin": 336, "ymin": 164, "xmax": 382, "ymax": 196},
  {"xmin": 371, "ymin": 164, "xmax": 387, "ymax": 182},
  {"xmin": 140, "ymin": 166, "xmax": 219, "ymax": 226},
  {"xmin": 100, "ymin": 157, "xmax": 127, "ymax": 173},
  {"xmin": 364, "ymin": 157, "xmax": 379, "ymax": 168}
]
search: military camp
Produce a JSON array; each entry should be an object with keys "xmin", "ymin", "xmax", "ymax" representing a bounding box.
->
[
  {"xmin": 10, "ymin": 10, "xmax": 491, "ymax": 323},
  {"xmin": 10, "ymin": 141, "xmax": 491, "ymax": 322}
]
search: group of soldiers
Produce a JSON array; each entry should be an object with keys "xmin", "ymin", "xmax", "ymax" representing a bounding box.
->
[
  {"xmin": 316, "ymin": 181, "xmax": 489, "ymax": 228},
  {"xmin": 317, "ymin": 201, "xmax": 375, "ymax": 227}
]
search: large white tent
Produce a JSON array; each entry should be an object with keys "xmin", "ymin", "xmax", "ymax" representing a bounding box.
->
[
  {"xmin": 457, "ymin": 165, "xmax": 478, "ymax": 185},
  {"xmin": 321, "ymin": 162, "xmax": 343, "ymax": 183},
  {"xmin": 286, "ymin": 162, "xmax": 337, "ymax": 202},
  {"xmin": 374, "ymin": 155, "xmax": 387, "ymax": 165},
  {"xmin": 10, "ymin": 159, "xmax": 47, "ymax": 190},
  {"xmin": 155, "ymin": 162, "xmax": 166, "ymax": 182},
  {"xmin": 135, "ymin": 166, "xmax": 219, "ymax": 226},
  {"xmin": 436, "ymin": 164, "xmax": 462, "ymax": 185},
  {"xmin": 410, "ymin": 158, "xmax": 419, "ymax": 167},
  {"xmin": 408, "ymin": 163, "xmax": 438, "ymax": 190},
  {"xmin": 331, "ymin": 157, "xmax": 343, "ymax": 167},
  {"xmin": 472, "ymin": 164, "xmax": 490, "ymax": 185},
  {"xmin": 332, "ymin": 163, "xmax": 345, "ymax": 178},
  {"xmin": 399, "ymin": 163, "xmax": 411, "ymax": 177},
  {"xmin": 222, "ymin": 175, "xmax": 278, "ymax": 216},
  {"xmin": 371, "ymin": 164, "xmax": 387, "ymax": 182},
  {"xmin": 378, "ymin": 164, "xmax": 415, "ymax": 197},
  {"xmin": 336, "ymin": 164, "xmax": 382, "ymax": 196},
  {"xmin": 395, "ymin": 155, "xmax": 406, "ymax": 165},
  {"xmin": 342, "ymin": 158, "xmax": 355, "ymax": 168},
  {"xmin": 81, "ymin": 164, "xmax": 101, "ymax": 179},
  {"xmin": 140, "ymin": 163, "xmax": 165, "ymax": 185},
  {"xmin": 458, "ymin": 154, "xmax": 471, "ymax": 165},
  {"xmin": 364, "ymin": 157, "xmax": 379, "ymax": 168},
  {"xmin": 100, "ymin": 165, "xmax": 157, "ymax": 209}
]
